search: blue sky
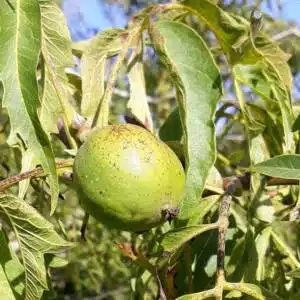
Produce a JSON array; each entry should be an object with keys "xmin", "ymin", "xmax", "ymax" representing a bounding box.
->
[{"xmin": 63, "ymin": 0, "xmax": 300, "ymax": 40}]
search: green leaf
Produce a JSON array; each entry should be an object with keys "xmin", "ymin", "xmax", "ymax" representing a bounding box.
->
[
  {"xmin": 188, "ymin": 194, "xmax": 220, "ymax": 225},
  {"xmin": 81, "ymin": 28, "xmax": 123, "ymax": 122},
  {"xmin": 271, "ymin": 221, "xmax": 300, "ymax": 269},
  {"xmin": 255, "ymin": 226, "xmax": 272, "ymax": 281},
  {"xmin": 39, "ymin": 0, "xmax": 76, "ymax": 140},
  {"xmin": 251, "ymin": 154, "xmax": 300, "ymax": 180},
  {"xmin": 224, "ymin": 282, "xmax": 282, "ymax": 300},
  {"xmin": 160, "ymin": 223, "xmax": 218, "ymax": 253},
  {"xmin": 159, "ymin": 107, "xmax": 183, "ymax": 142},
  {"xmin": 176, "ymin": 289, "xmax": 216, "ymax": 300},
  {"xmin": 0, "ymin": 194, "xmax": 73, "ymax": 300},
  {"xmin": 0, "ymin": 1, "xmax": 58, "ymax": 213},
  {"xmin": 0, "ymin": 231, "xmax": 25, "ymax": 299},
  {"xmin": 182, "ymin": 0, "xmax": 294, "ymax": 152},
  {"xmin": 292, "ymin": 113, "xmax": 300, "ymax": 132},
  {"xmin": 0, "ymin": 265, "xmax": 15, "ymax": 300},
  {"xmin": 127, "ymin": 58, "xmax": 153, "ymax": 131},
  {"xmin": 233, "ymin": 63, "xmax": 293, "ymax": 153},
  {"xmin": 151, "ymin": 21, "xmax": 222, "ymax": 222},
  {"xmin": 183, "ymin": 0, "xmax": 255, "ymax": 63},
  {"xmin": 286, "ymin": 268, "xmax": 300, "ymax": 279}
]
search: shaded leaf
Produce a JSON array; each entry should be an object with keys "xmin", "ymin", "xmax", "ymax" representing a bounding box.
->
[
  {"xmin": 271, "ymin": 221, "xmax": 300, "ymax": 269},
  {"xmin": 160, "ymin": 223, "xmax": 218, "ymax": 253},
  {"xmin": 159, "ymin": 107, "xmax": 183, "ymax": 142},
  {"xmin": 127, "ymin": 59, "xmax": 153, "ymax": 131},
  {"xmin": 251, "ymin": 154, "xmax": 300, "ymax": 180},
  {"xmin": 0, "ymin": 0, "xmax": 58, "ymax": 213},
  {"xmin": 151, "ymin": 21, "xmax": 222, "ymax": 222},
  {"xmin": 39, "ymin": 0, "xmax": 76, "ymax": 141},
  {"xmin": 0, "ymin": 194, "xmax": 73, "ymax": 300}
]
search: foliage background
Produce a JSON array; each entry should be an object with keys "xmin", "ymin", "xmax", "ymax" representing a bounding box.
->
[{"xmin": 1, "ymin": 0, "xmax": 300, "ymax": 299}]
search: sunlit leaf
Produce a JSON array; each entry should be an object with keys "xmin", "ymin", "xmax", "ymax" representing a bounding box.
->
[
  {"xmin": 0, "ymin": 194, "xmax": 73, "ymax": 300},
  {"xmin": 127, "ymin": 58, "xmax": 153, "ymax": 131},
  {"xmin": 0, "ymin": 0, "xmax": 58, "ymax": 213},
  {"xmin": 224, "ymin": 282, "xmax": 282, "ymax": 300},
  {"xmin": 286, "ymin": 268, "xmax": 300, "ymax": 279},
  {"xmin": 81, "ymin": 29, "xmax": 123, "ymax": 122},
  {"xmin": 0, "ymin": 265, "xmax": 15, "ymax": 300},
  {"xmin": 251, "ymin": 154, "xmax": 300, "ymax": 180},
  {"xmin": 151, "ymin": 21, "xmax": 222, "ymax": 222},
  {"xmin": 0, "ymin": 231, "xmax": 24, "ymax": 298},
  {"xmin": 255, "ymin": 226, "xmax": 271, "ymax": 281},
  {"xmin": 160, "ymin": 223, "xmax": 218, "ymax": 253},
  {"xmin": 39, "ymin": 0, "xmax": 76, "ymax": 142}
]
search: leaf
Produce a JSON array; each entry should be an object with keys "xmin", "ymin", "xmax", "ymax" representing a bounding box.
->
[
  {"xmin": 0, "ymin": 265, "xmax": 15, "ymax": 300},
  {"xmin": 159, "ymin": 107, "xmax": 183, "ymax": 142},
  {"xmin": 160, "ymin": 223, "xmax": 218, "ymax": 253},
  {"xmin": 251, "ymin": 154, "xmax": 300, "ymax": 180},
  {"xmin": 188, "ymin": 194, "xmax": 220, "ymax": 225},
  {"xmin": 39, "ymin": 0, "xmax": 76, "ymax": 140},
  {"xmin": 292, "ymin": 113, "xmax": 300, "ymax": 132},
  {"xmin": 0, "ymin": 230, "xmax": 25, "ymax": 298},
  {"xmin": 0, "ymin": 1, "xmax": 59, "ymax": 213},
  {"xmin": 81, "ymin": 29, "xmax": 123, "ymax": 122},
  {"xmin": 151, "ymin": 21, "xmax": 222, "ymax": 222},
  {"xmin": 176, "ymin": 289, "xmax": 216, "ymax": 300},
  {"xmin": 224, "ymin": 282, "xmax": 282, "ymax": 300},
  {"xmin": 205, "ymin": 166, "xmax": 224, "ymax": 194},
  {"xmin": 233, "ymin": 63, "xmax": 293, "ymax": 152},
  {"xmin": 255, "ymin": 226, "xmax": 271, "ymax": 281},
  {"xmin": 271, "ymin": 221, "xmax": 300, "ymax": 269},
  {"xmin": 127, "ymin": 59, "xmax": 153, "ymax": 131},
  {"xmin": 0, "ymin": 194, "xmax": 73, "ymax": 300},
  {"xmin": 182, "ymin": 0, "xmax": 294, "ymax": 152},
  {"xmin": 182, "ymin": 0, "xmax": 255, "ymax": 63},
  {"xmin": 286, "ymin": 268, "xmax": 300, "ymax": 279}
]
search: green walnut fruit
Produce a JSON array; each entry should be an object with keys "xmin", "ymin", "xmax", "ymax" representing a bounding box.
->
[{"xmin": 73, "ymin": 124, "xmax": 185, "ymax": 232}]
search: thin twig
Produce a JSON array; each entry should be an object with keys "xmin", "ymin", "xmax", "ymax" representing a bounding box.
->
[
  {"xmin": 0, "ymin": 159, "xmax": 73, "ymax": 192},
  {"xmin": 215, "ymin": 176, "xmax": 245, "ymax": 300}
]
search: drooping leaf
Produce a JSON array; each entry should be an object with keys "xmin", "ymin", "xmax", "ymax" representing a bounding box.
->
[
  {"xmin": 0, "ymin": 194, "xmax": 73, "ymax": 300},
  {"xmin": 160, "ymin": 223, "xmax": 218, "ymax": 253},
  {"xmin": 81, "ymin": 28, "xmax": 123, "ymax": 122},
  {"xmin": 39, "ymin": 0, "xmax": 76, "ymax": 142},
  {"xmin": 0, "ymin": 0, "xmax": 59, "ymax": 213},
  {"xmin": 127, "ymin": 58, "xmax": 153, "ymax": 131},
  {"xmin": 251, "ymin": 155, "xmax": 300, "ymax": 180},
  {"xmin": 151, "ymin": 21, "xmax": 222, "ymax": 222}
]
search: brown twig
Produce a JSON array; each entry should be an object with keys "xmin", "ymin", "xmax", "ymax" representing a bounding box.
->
[
  {"xmin": 215, "ymin": 176, "xmax": 245, "ymax": 300},
  {"xmin": 0, "ymin": 159, "xmax": 73, "ymax": 192}
]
